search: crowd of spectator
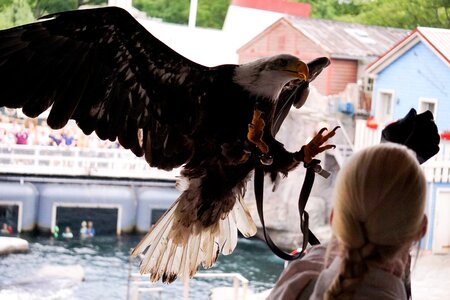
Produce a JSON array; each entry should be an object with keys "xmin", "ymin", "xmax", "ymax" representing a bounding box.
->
[{"xmin": 0, "ymin": 114, "xmax": 120, "ymax": 149}]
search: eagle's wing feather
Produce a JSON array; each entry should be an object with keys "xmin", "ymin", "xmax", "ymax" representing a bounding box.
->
[{"xmin": 0, "ymin": 7, "xmax": 210, "ymax": 169}]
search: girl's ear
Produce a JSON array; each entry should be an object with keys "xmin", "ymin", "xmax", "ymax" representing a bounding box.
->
[{"xmin": 419, "ymin": 215, "xmax": 428, "ymax": 239}]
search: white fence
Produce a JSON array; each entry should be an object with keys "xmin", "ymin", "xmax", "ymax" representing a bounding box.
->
[
  {"xmin": 1, "ymin": 133, "xmax": 449, "ymax": 183},
  {"xmin": 0, "ymin": 144, "xmax": 180, "ymax": 180},
  {"xmin": 354, "ymin": 119, "xmax": 450, "ymax": 183}
]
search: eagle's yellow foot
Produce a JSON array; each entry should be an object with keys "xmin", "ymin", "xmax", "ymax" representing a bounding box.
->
[
  {"xmin": 303, "ymin": 126, "xmax": 340, "ymax": 163},
  {"xmin": 247, "ymin": 110, "xmax": 269, "ymax": 154}
]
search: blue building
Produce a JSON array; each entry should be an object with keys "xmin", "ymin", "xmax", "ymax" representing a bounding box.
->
[
  {"xmin": 366, "ymin": 27, "xmax": 449, "ymax": 131},
  {"xmin": 366, "ymin": 27, "xmax": 450, "ymax": 254}
]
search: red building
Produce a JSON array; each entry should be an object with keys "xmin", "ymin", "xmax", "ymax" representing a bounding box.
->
[{"xmin": 237, "ymin": 17, "xmax": 408, "ymax": 96}]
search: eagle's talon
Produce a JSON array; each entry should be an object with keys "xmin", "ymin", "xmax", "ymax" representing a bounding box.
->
[{"xmin": 302, "ymin": 126, "xmax": 340, "ymax": 163}]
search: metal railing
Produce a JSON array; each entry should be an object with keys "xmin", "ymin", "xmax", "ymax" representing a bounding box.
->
[
  {"xmin": 126, "ymin": 254, "xmax": 250, "ymax": 300},
  {"xmin": 128, "ymin": 272, "xmax": 250, "ymax": 300},
  {"xmin": 0, "ymin": 144, "xmax": 180, "ymax": 180}
]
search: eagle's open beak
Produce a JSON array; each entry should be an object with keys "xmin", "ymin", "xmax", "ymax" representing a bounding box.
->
[
  {"xmin": 285, "ymin": 60, "xmax": 309, "ymax": 81},
  {"xmin": 296, "ymin": 61, "xmax": 309, "ymax": 81}
]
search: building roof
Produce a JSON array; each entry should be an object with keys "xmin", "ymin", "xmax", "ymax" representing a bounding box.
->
[
  {"xmin": 367, "ymin": 26, "xmax": 450, "ymax": 74},
  {"xmin": 286, "ymin": 16, "xmax": 409, "ymax": 61}
]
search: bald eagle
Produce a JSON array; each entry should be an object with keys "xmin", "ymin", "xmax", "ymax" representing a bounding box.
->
[{"xmin": 0, "ymin": 7, "xmax": 336, "ymax": 282}]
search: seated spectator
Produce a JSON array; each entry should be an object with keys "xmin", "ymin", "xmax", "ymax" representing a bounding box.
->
[
  {"xmin": 1, "ymin": 223, "xmax": 13, "ymax": 234},
  {"xmin": 80, "ymin": 220, "xmax": 88, "ymax": 238},
  {"xmin": 86, "ymin": 221, "xmax": 96, "ymax": 237},
  {"xmin": 62, "ymin": 226, "xmax": 74, "ymax": 239}
]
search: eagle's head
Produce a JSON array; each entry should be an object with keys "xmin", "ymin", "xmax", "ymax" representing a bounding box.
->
[{"xmin": 233, "ymin": 54, "xmax": 309, "ymax": 101}]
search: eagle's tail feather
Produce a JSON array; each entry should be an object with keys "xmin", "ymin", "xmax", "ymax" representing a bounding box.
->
[
  {"xmin": 131, "ymin": 192, "xmax": 257, "ymax": 283},
  {"xmin": 233, "ymin": 195, "xmax": 257, "ymax": 238},
  {"xmin": 131, "ymin": 199, "xmax": 178, "ymax": 257}
]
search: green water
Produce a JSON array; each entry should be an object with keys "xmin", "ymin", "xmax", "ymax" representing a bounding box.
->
[{"xmin": 0, "ymin": 234, "xmax": 285, "ymax": 299}]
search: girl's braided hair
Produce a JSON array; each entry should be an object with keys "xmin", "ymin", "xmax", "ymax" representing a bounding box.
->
[{"xmin": 324, "ymin": 143, "xmax": 426, "ymax": 300}]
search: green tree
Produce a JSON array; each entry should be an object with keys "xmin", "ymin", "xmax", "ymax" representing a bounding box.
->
[
  {"xmin": 197, "ymin": 0, "xmax": 229, "ymax": 29},
  {"xmin": 133, "ymin": 0, "xmax": 190, "ymax": 25},
  {"xmin": 342, "ymin": 0, "xmax": 449, "ymax": 29},
  {"xmin": 297, "ymin": 0, "xmax": 449, "ymax": 29},
  {"xmin": 27, "ymin": 0, "xmax": 106, "ymax": 18},
  {"xmin": 0, "ymin": 0, "xmax": 35, "ymax": 29},
  {"xmin": 298, "ymin": 0, "xmax": 362, "ymax": 20},
  {"xmin": 133, "ymin": 0, "xmax": 229, "ymax": 29},
  {"xmin": 0, "ymin": 0, "xmax": 14, "ymax": 10}
]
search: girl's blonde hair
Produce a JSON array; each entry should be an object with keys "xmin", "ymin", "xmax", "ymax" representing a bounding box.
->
[{"xmin": 324, "ymin": 143, "xmax": 426, "ymax": 300}]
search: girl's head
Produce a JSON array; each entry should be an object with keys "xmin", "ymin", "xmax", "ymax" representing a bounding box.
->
[{"xmin": 325, "ymin": 143, "xmax": 427, "ymax": 299}]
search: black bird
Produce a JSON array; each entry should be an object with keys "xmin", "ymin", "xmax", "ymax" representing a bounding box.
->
[{"xmin": 0, "ymin": 7, "xmax": 335, "ymax": 282}]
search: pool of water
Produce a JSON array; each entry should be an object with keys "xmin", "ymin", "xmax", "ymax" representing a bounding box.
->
[{"xmin": 0, "ymin": 234, "xmax": 285, "ymax": 299}]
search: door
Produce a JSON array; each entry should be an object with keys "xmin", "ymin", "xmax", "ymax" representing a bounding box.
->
[{"xmin": 432, "ymin": 190, "xmax": 450, "ymax": 254}]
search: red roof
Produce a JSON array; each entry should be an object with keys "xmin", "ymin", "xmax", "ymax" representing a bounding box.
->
[
  {"xmin": 231, "ymin": 0, "xmax": 311, "ymax": 17},
  {"xmin": 417, "ymin": 27, "xmax": 450, "ymax": 64}
]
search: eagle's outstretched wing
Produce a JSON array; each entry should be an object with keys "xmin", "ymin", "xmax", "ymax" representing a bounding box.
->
[
  {"xmin": 271, "ymin": 57, "xmax": 330, "ymax": 136},
  {"xmin": 0, "ymin": 7, "xmax": 210, "ymax": 170}
]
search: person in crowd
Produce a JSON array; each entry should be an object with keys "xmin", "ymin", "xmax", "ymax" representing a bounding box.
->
[
  {"xmin": 62, "ymin": 226, "xmax": 74, "ymax": 239},
  {"xmin": 80, "ymin": 220, "xmax": 88, "ymax": 238},
  {"xmin": 15, "ymin": 129, "xmax": 28, "ymax": 145},
  {"xmin": 52, "ymin": 225, "xmax": 59, "ymax": 238},
  {"xmin": 86, "ymin": 221, "xmax": 96, "ymax": 237},
  {"xmin": 61, "ymin": 128, "xmax": 76, "ymax": 146},
  {"xmin": 1, "ymin": 223, "xmax": 13, "ymax": 234},
  {"xmin": 268, "ymin": 143, "xmax": 428, "ymax": 300},
  {"xmin": 49, "ymin": 132, "xmax": 63, "ymax": 146},
  {"xmin": 36, "ymin": 123, "xmax": 53, "ymax": 146},
  {"xmin": 1, "ymin": 223, "xmax": 7, "ymax": 234}
]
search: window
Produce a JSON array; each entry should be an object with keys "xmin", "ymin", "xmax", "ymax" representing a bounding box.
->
[
  {"xmin": 364, "ymin": 76, "xmax": 375, "ymax": 93},
  {"xmin": 150, "ymin": 209, "xmax": 166, "ymax": 226},
  {"xmin": 419, "ymin": 98, "xmax": 438, "ymax": 117},
  {"xmin": 376, "ymin": 90, "xmax": 394, "ymax": 125}
]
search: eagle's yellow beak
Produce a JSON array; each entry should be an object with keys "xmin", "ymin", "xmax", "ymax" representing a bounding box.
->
[
  {"xmin": 285, "ymin": 60, "xmax": 309, "ymax": 81},
  {"xmin": 296, "ymin": 61, "xmax": 309, "ymax": 81}
]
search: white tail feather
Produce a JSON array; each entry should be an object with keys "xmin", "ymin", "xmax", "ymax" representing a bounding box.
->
[
  {"xmin": 232, "ymin": 196, "xmax": 257, "ymax": 237},
  {"xmin": 131, "ymin": 200, "xmax": 179, "ymax": 256},
  {"xmin": 131, "ymin": 191, "xmax": 257, "ymax": 283}
]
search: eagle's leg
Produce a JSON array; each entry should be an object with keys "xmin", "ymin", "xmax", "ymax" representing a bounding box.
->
[
  {"xmin": 247, "ymin": 109, "xmax": 269, "ymax": 154},
  {"xmin": 247, "ymin": 109, "xmax": 274, "ymax": 165},
  {"xmin": 295, "ymin": 126, "xmax": 340, "ymax": 163}
]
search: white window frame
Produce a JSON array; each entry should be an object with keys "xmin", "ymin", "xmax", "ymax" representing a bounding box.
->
[
  {"xmin": 0, "ymin": 201, "xmax": 23, "ymax": 233},
  {"xmin": 418, "ymin": 97, "xmax": 438, "ymax": 119},
  {"xmin": 375, "ymin": 89, "xmax": 395, "ymax": 125},
  {"xmin": 51, "ymin": 202, "xmax": 122, "ymax": 235},
  {"xmin": 363, "ymin": 75, "xmax": 375, "ymax": 93}
]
